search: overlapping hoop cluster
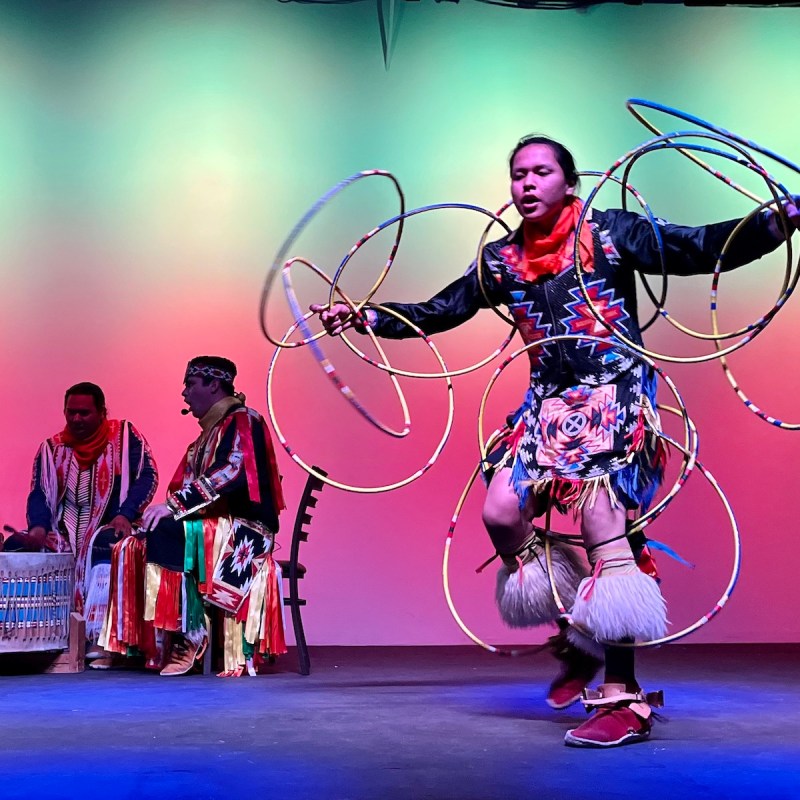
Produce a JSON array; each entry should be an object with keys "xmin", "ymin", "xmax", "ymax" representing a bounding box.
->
[{"xmin": 263, "ymin": 101, "xmax": 799, "ymax": 654}]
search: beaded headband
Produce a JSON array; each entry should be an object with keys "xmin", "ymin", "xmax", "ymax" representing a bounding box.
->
[{"xmin": 184, "ymin": 363, "xmax": 235, "ymax": 384}]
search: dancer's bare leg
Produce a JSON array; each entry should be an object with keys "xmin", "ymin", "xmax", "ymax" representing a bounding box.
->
[
  {"xmin": 485, "ymin": 468, "xmax": 599, "ymax": 708},
  {"xmin": 565, "ymin": 489, "xmax": 667, "ymax": 747},
  {"xmin": 481, "ymin": 467, "xmax": 531, "ymax": 556}
]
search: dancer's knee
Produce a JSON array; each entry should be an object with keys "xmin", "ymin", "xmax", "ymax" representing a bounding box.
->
[{"xmin": 481, "ymin": 495, "xmax": 521, "ymax": 533}]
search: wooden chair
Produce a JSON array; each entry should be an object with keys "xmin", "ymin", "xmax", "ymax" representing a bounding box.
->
[{"xmin": 276, "ymin": 467, "xmax": 326, "ymax": 676}]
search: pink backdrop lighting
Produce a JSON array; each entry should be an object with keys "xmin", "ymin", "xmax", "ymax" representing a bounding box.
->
[{"xmin": 1, "ymin": 2, "xmax": 799, "ymax": 646}]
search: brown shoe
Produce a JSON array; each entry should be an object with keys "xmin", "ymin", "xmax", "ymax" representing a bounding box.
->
[{"xmin": 160, "ymin": 636, "xmax": 206, "ymax": 676}]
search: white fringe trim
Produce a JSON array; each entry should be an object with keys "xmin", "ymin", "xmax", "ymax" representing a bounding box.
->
[
  {"xmin": 84, "ymin": 563, "xmax": 112, "ymax": 642},
  {"xmin": 495, "ymin": 542, "xmax": 588, "ymax": 629},
  {"xmin": 571, "ymin": 570, "xmax": 667, "ymax": 644},
  {"xmin": 186, "ymin": 627, "xmax": 207, "ymax": 647}
]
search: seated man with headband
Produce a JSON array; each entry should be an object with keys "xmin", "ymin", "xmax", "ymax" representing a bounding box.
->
[{"xmin": 103, "ymin": 356, "xmax": 286, "ymax": 676}]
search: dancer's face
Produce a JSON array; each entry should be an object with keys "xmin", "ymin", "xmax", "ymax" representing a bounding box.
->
[{"xmin": 510, "ymin": 143, "xmax": 574, "ymax": 229}]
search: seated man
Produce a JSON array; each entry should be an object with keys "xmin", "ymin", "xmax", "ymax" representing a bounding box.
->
[
  {"xmin": 5, "ymin": 382, "xmax": 158, "ymax": 667},
  {"xmin": 117, "ymin": 356, "xmax": 286, "ymax": 677}
]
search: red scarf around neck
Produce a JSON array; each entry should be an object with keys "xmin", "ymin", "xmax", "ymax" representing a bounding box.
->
[
  {"xmin": 61, "ymin": 418, "xmax": 112, "ymax": 469},
  {"xmin": 520, "ymin": 197, "xmax": 594, "ymax": 282}
]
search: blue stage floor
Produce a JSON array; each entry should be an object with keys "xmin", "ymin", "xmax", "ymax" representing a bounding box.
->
[{"xmin": 1, "ymin": 645, "xmax": 798, "ymax": 799}]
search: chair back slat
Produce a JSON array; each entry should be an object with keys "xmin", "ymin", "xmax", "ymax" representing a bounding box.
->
[
  {"xmin": 288, "ymin": 467, "xmax": 327, "ymax": 567},
  {"xmin": 280, "ymin": 467, "xmax": 326, "ymax": 678}
]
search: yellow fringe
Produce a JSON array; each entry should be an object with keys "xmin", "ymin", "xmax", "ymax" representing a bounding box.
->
[
  {"xmin": 212, "ymin": 518, "xmax": 233, "ymax": 564},
  {"xmin": 144, "ymin": 563, "xmax": 162, "ymax": 622},
  {"xmin": 244, "ymin": 566, "xmax": 268, "ymax": 646},
  {"xmin": 223, "ymin": 614, "xmax": 245, "ymax": 672}
]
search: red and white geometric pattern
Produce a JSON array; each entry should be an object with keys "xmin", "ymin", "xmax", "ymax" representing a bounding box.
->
[{"xmin": 535, "ymin": 384, "xmax": 625, "ymax": 473}]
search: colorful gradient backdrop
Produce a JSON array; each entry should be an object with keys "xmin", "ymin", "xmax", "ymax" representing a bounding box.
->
[{"xmin": 1, "ymin": 1, "xmax": 799, "ymax": 645}]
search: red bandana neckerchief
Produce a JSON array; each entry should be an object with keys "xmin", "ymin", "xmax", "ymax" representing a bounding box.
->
[
  {"xmin": 61, "ymin": 418, "xmax": 112, "ymax": 469},
  {"xmin": 519, "ymin": 197, "xmax": 594, "ymax": 282}
]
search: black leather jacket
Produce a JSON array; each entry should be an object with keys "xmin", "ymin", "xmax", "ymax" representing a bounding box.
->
[{"xmin": 370, "ymin": 208, "xmax": 780, "ymax": 389}]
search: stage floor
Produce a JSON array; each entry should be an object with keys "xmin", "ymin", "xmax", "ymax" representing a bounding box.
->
[{"xmin": 2, "ymin": 644, "xmax": 798, "ymax": 799}]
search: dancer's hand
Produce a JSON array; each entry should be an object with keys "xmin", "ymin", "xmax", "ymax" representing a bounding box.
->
[
  {"xmin": 768, "ymin": 194, "xmax": 800, "ymax": 239},
  {"xmin": 309, "ymin": 303, "xmax": 367, "ymax": 336},
  {"xmin": 785, "ymin": 196, "xmax": 800, "ymax": 229}
]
